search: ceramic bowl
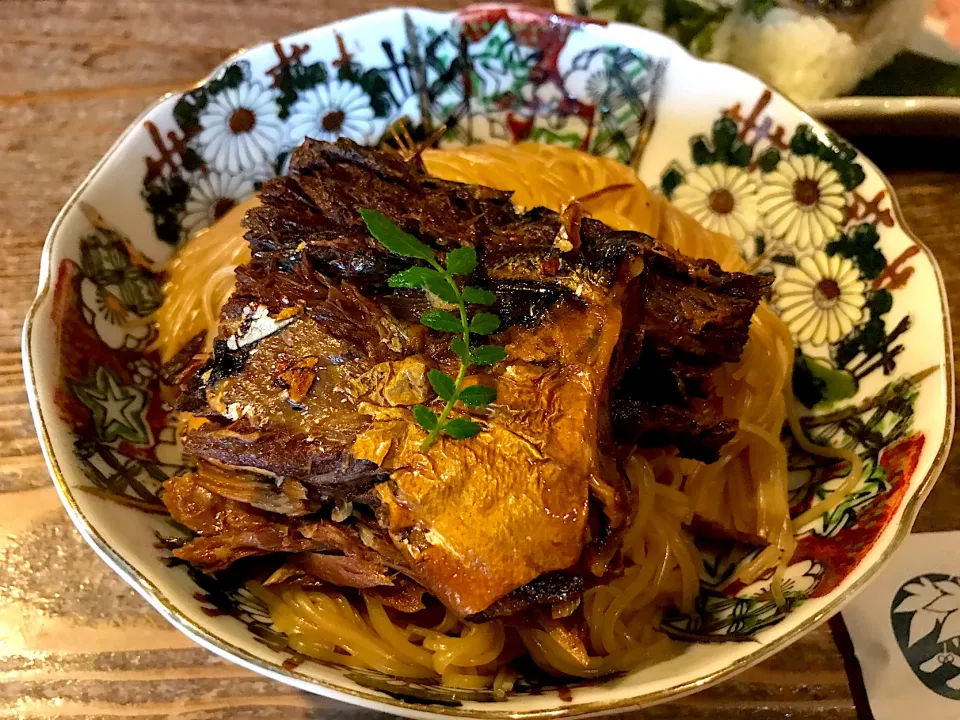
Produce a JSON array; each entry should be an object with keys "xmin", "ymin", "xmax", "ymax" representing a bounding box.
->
[{"xmin": 22, "ymin": 5, "xmax": 954, "ymax": 718}]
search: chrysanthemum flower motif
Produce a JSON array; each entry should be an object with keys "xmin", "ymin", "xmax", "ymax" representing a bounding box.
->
[
  {"xmin": 196, "ymin": 82, "xmax": 283, "ymax": 175},
  {"xmin": 758, "ymin": 155, "xmax": 847, "ymax": 250},
  {"xmin": 287, "ymin": 81, "xmax": 376, "ymax": 146},
  {"xmin": 671, "ymin": 163, "xmax": 759, "ymax": 247},
  {"xmin": 775, "ymin": 252, "xmax": 867, "ymax": 346},
  {"xmin": 181, "ymin": 172, "xmax": 255, "ymax": 237},
  {"xmin": 563, "ymin": 47, "xmax": 651, "ymax": 115}
]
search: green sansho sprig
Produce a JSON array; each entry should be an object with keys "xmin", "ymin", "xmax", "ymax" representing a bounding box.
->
[{"xmin": 360, "ymin": 209, "xmax": 507, "ymax": 451}]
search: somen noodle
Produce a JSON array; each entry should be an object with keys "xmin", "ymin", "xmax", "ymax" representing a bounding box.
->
[{"xmin": 154, "ymin": 142, "xmax": 859, "ymax": 690}]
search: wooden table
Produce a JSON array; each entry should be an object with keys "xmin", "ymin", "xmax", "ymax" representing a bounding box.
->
[{"xmin": 2, "ymin": 1, "xmax": 958, "ymax": 718}]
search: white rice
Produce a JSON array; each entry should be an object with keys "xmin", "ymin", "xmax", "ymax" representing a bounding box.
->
[
  {"xmin": 580, "ymin": 0, "xmax": 930, "ymax": 100},
  {"xmin": 729, "ymin": 0, "xmax": 931, "ymax": 102}
]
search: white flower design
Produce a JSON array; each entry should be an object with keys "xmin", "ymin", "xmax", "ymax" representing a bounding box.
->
[
  {"xmin": 128, "ymin": 358, "xmax": 156, "ymax": 386},
  {"xmin": 758, "ymin": 155, "xmax": 847, "ymax": 250},
  {"xmin": 287, "ymin": 81, "xmax": 375, "ymax": 146},
  {"xmin": 671, "ymin": 164, "xmax": 759, "ymax": 248},
  {"xmin": 80, "ymin": 278, "xmax": 152, "ymax": 350},
  {"xmin": 182, "ymin": 172, "xmax": 255, "ymax": 236},
  {"xmin": 233, "ymin": 586, "xmax": 276, "ymax": 626},
  {"xmin": 895, "ymin": 576, "xmax": 960, "ymax": 647},
  {"xmin": 196, "ymin": 82, "xmax": 282, "ymax": 175},
  {"xmin": 154, "ymin": 422, "xmax": 183, "ymax": 466},
  {"xmin": 775, "ymin": 252, "xmax": 866, "ymax": 346},
  {"xmin": 741, "ymin": 559, "xmax": 823, "ymax": 599}
]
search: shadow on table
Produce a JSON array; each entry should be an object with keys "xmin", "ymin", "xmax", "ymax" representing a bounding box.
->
[{"xmin": 833, "ymin": 134, "xmax": 960, "ymax": 175}]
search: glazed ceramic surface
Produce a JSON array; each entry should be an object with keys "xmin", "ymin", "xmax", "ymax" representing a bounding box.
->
[
  {"xmin": 556, "ymin": 0, "xmax": 960, "ymax": 134},
  {"xmin": 22, "ymin": 5, "xmax": 953, "ymax": 718}
]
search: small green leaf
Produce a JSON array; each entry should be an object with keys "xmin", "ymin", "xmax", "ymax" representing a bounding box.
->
[
  {"xmin": 730, "ymin": 142, "xmax": 752, "ymax": 168},
  {"xmin": 838, "ymin": 163, "xmax": 866, "ymax": 192},
  {"xmin": 360, "ymin": 209, "xmax": 436, "ymax": 261},
  {"xmin": 711, "ymin": 117, "xmax": 738, "ymax": 155},
  {"xmin": 469, "ymin": 312, "xmax": 501, "ymax": 335},
  {"xmin": 691, "ymin": 137, "xmax": 713, "ymax": 166},
  {"xmin": 470, "ymin": 345, "xmax": 508, "ymax": 366},
  {"xmin": 661, "ymin": 167, "xmax": 683, "ymax": 199},
  {"xmin": 421, "ymin": 309, "xmax": 463, "ymax": 332},
  {"xmin": 826, "ymin": 223, "xmax": 885, "ymax": 279},
  {"xmin": 793, "ymin": 354, "xmax": 858, "ymax": 409},
  {"xmin": 389, "ymin": 265, "xmax": 458, "ymax": 303},
  {"xmin": 852, "ymin": 223, "xmax": 880, "ymax": 246},
  {"xmin": 445, "ymin": 247, "xmax": 477, "ymax": 276},
  {"xmin": 422, "ymin": 275, "xmax": 460, "ymax": 305},
  {"xmin": 826, "ymin": 133, "xmax": 857, "ymax": 164},
  {"xmin": 757, "ymin": 147, "xmax": 781, "ymax": 173},
  {"xmin": 789, "ymin": 124, "xmax": 819, "ymax": 156},
  {"xmin": 428, "ymin": 369, "xmax": 456, "ymax": 401},
  {"xmin": 443, "ymin": 418, "xmax": 481, "ymax": 440},
  {"xmin": 388, "ymin": 267, "xmax": 436, "ymax": 289},
  {"xmin": 412, "ymin": 404, "xmax": 438, "ymax": 431},
  {"xmin": 869, "ymin": 289, "xmax": 893, "ymax": 316},
  {"xmin": 450, "ymin": 338, "xmax": 471, "ymax": 362},
  {"xmin": 459, "ymin": 384, "xmax": 496, "ymax": 407},
  {"xmin": 462, "ymin": 286, "xmax": 497, "ymax": 305}
]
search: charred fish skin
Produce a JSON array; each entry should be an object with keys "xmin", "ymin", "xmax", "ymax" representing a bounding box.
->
[{"xmin": 164, "ymin": 138, "xmax": 768, "ymax": 617}]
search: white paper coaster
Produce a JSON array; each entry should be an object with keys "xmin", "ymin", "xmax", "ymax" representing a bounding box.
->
[{"xmin": 842, "ymin": 532, "xmax": 960, "ymax": 720}]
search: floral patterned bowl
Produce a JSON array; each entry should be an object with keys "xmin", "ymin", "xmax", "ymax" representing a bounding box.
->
[{"xmin": 22, "ymin": 5, "xmax": 954, "ymax": 718}]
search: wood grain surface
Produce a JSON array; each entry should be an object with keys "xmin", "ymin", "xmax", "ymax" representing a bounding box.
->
[{"xmin": 1, "ymin": 2, "xmax": 958, "ymax": 718}]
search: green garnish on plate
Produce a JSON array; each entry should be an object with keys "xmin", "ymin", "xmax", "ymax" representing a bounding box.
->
[{"xmin": 360, "ymin": 209, "xmax": 507, "ymax": 451}]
